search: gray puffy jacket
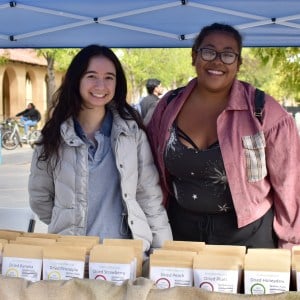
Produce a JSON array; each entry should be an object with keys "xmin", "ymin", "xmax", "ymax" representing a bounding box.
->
[{"xmin": 29, "ymin": 110, "xmax": 172, "ymax": 252}]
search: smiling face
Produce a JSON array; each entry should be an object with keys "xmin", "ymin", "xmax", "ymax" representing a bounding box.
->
[
  {"xmin": 192, "ymin": 31, "xmax": 241, "ymax": 93},
  {"xmin": 79, "ymin": 55, "xmax": 117, "ymax": 111}
]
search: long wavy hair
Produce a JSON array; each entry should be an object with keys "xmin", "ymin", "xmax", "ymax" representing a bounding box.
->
[{"xmin": 36, "ymin": 44, "xmax": 143, "ymax": 163}]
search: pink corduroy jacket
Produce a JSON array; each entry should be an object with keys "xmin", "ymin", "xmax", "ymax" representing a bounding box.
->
[{"xmin": 147, "ymin": 78, "xmax": 300, "ymax": 249}]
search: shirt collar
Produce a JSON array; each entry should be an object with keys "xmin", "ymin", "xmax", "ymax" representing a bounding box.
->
[{"xmin": 74, "ymin": 110, "xmax": 113, "ymax": 139}]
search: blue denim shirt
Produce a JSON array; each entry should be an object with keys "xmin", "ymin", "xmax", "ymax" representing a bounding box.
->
[{"xmin": 74, "ymin": 111, "xmax": 130, "ymax": 240}]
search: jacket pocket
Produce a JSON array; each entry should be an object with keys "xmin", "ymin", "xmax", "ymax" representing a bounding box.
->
[{"xmin": 242, "ymin": 131, "xmax": 267, "ymax": 182}]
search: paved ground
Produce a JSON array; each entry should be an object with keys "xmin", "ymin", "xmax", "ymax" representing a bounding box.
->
[{"xmin": 0, "ymin": 144, "xmax": 47, "ymax": 233}]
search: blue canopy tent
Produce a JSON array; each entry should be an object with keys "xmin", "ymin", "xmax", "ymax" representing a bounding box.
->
[{"xmin": 0, "ymin": 0, "xmax": 299, "ymax": 48}]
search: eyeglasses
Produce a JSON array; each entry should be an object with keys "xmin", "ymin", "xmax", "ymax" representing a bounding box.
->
[{"xmin": 197, "ymin": 48, "xmax": 239, "ymax": 65}]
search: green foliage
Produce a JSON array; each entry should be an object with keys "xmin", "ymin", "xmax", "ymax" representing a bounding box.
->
[
  {"xmin": 0, "ymin": 56, "xmax": 8, "ymax": 64},
  {"xmin": 0, "ymin": 50, "xmax": 9, "ymax": 65},
  {"xmin": 37, "ymin": 48, "xmax": 79, "ymax": 72},
  {"xmin": 247, "ymin": 47, "xmax": 300, "ymax": 102},
  {"xmin": 36, "ymin": 49, "xmax": 80, "ymax": 107},
  {"xmin": 238, "ymin": 48, "xmax": 278, "ymax": 94},
  {"xmin": 115, "ymin": 48, "xmax": 195, "ymax": 102},
  {"xmin": 117, "ymin": 47, "xmax": 300, "ymax": 105}
]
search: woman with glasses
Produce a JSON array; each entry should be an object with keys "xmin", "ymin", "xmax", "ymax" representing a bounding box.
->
[{"xmin": 147, "ymin": 23, "xmax": 300, "ymax": 249}]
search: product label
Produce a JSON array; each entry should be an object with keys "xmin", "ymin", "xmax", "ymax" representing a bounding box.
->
[
  {"xmin": 244, "ymin": 271, "xmax": 290, "ymax": 294},
  {"xmin": 194, "ymin": 269, "xmax": 239, "ymax": 293},
  {"xmin": 2, "ymin": 257, "xmax": 42, "ymax": 282},
  {"xmin": 89, "ymin": 262, "xmax": 132, "ymax": 285},
  {"xmin": 43, "ymin": 258, "xmax": 84, "ymax": 280},
  {"xmin": 150, "ymin": 266, "xmax": 193, "ymax": 289}
]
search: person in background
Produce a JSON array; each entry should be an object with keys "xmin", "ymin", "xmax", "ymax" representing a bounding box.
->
[
  {"xmin": 147, "ymin": 23, "xmax": 300, "ymax": 249},
  {"xmin": 29, "ymin": 45, "xmax": 172, "ymax": 256},
  {"xmin": 140, "ymin": 78, "xmax": 163, "ymax": 121},
  {"xmin": 16, "ymin": 102, "xmax": 41, "ymax": 139}
]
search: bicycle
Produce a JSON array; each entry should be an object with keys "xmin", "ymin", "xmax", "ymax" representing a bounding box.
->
[
  {"xmin": 0, "ymin": 119, "xmax": 13, "ymax": 137},
  {"xmin": 1, "ymin": 118, "xmax": 41, "ymax": 150}
]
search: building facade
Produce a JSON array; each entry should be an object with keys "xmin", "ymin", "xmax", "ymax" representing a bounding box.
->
[{"xmin": 0, "ymin": 49, "xmax": 63, "ymax": 125}]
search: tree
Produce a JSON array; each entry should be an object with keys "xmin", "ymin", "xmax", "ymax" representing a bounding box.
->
[
  {"xmin": 37, "ymin": 49, "xmax": 79, "ymax": 108},
  {"xmin": 249, "ymin": 47, "xmax": 300, "ymax": 102},
  {"xmin": 238, "ymin": 48, "xmax": 278, "ymax": 94},
  {"xmin": 116, "ymin": 48, "xmax": 194, "ymax": 103},
  {"xmin": 0, "ymin": 53, "xmax": 8, "ymax": 65}
]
